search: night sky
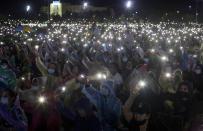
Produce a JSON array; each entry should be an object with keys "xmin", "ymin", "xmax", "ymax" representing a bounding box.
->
[{"xmin": 0, "ymin": 0, "xmax": 201, "ymax": 16}]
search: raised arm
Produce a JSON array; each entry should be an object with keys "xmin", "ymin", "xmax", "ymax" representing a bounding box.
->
[
  {"xmin": 124, "ymin": 85, "xmax": 140, "ymax": 122},
  {"xmin": 82, "ymin": 85, "xmax": 100, "ymax": 109},
  {"xmin": 35, "ymin": 56, "xmax": 48, "ymax": 76}
]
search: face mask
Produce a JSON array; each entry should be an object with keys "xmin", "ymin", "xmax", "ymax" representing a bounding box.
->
[
  {"xmin": 122, "ymin": 57, "xmax": 128, "ymax": 63},
  {"xmin": 48, "ymin": 69, "xmax": 55, "ymax": 74},
  {"xmin": 144, "ymin": 58, "xmax": 149, "ymax": 63},
  {"xmin": 53, "ymin": 51, "xmax": 58, "ymax": 55},
  {"xmin": 104, "ymin": 58, "xmax": 108, "ymax": 63},
  {"xmin": 1, "ymin": 65, "xmax": 7, "ymax": 69},
  {"xmin": 195, "ymin": 70, "xmax": 201, "ymax": 75},
  {"xmin": 136, "ymin": 70, "xmax": 140, "ymax": 75},
  {"xmin": 100, "ymin": 87, "xmax": 109, "ymax": 96},
  {"xmin": 31, "ymin": 86, "xmax": 39, "ymax": 91},
  {"xmin": 166, "ymin": 66, "xmax": 172, "ymax": 72},
  {"xmin": 1, "ymin": 97, "xmax": 8, "ymax": 105}
]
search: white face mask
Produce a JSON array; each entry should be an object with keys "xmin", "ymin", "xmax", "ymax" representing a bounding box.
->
[
  {"xmin": 195, "ymin": 70, "xmax": 201, "ymax": 75},
  {"xmin": 1, "ymin": 65, "xmax": 7, "ymax": 69},
  {"xmin": 1, "ymin": 97, "xmax": 8, "ymax": 105},
  {"xmin": 122, "ymin": 57, "xmax": 128, "ymax": 63},
  {"xmin": 48, "ymin": 69, "xmax": 55, "ymax": 74},
  {"xmin": 100, "ymin": 87, "xmax": 109, "ymax": 96},
  {"xmin": 144, "ymin": 58, "xmax": 149, "ymax": 63},
  {"xmin": 53, "ymin": 51, "xmax": 58, "ymax": 55},
  {"xmin": 31, "ymin": 86, "xmax": 39, "ymax": 91}
]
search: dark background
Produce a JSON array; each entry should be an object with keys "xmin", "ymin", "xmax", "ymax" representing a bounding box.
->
[{"xmin": 0, "ymin": 0, "xmax": 202, "ymax": 17}]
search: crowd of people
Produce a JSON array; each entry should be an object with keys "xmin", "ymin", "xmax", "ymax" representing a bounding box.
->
[{"xmin": 0, "ymin": 19, "xmax": 203, "ymax": 131}]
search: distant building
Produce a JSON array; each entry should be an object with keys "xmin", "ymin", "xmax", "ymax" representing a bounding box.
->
[
  {"xmin": 50, "ymin": 1, "xmax": 62, "ymax": 17},
  {"xmin": 40, "ymin": 1, "xmax": 108, "ymax": 17}
]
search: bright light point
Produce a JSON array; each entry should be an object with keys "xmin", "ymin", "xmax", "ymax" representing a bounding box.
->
[
  {"xmin": 161, "ymin": 56, "xmax": 168, "ymax": 61},
  {"xmin": 26, "ymin": 5, "xmax": 31, "ymax": 12},
  {"xmin": 62, "ymin": 41, "xmax": 67, "ymax": 44},
  {"xmin": 38, "ymin": 96, "xmax": 45, "ymax": 103},
  {"xmin": 138, "ymin": 80, "xmax": 146, "ymax": 87},
  {"xmin": 193, "ymin": 55, "xmax": 197, "ymax": 58},
  {"xmin": 165, "ymin": 73, "xmax": 171, "ymax": 78},
  {"xmin": 83, "ymin": 2, "xmax": 88, "ymax": 9},
  {"xmin": 151, "ymin": 49, "xmax": 155, "ymax": 53},
  {"xmin": 169, "ymin": 49, "xmax": 173, "ymax": 53},
  {"xmin": 102, "ymin": 74, "xmax": 107, "ymax": 79},
  {"xmin": 84, "ymin": 2, "xmax": 88, "ymax": 7},
  {"xmin": 21, "ymin": 77, "xmax": 25, "ymax": 81},
  {"xmin": 97, "ymin": 73, "xmax": 102, "ymax": 79},
  {"xmin": 180, "ymin": 46, "xmax": 183, "ymax": 50},
  {"xmin": 35, "ymin": 45, "xmax": 39, "ymax": 50},
  {"xmin": 126, "ymin": 1, "xmax": 132, "ymax": 8},
  {"xmin": 83, "ymin": 44, "xmax": 88, "ymax": 47},
  {"xmin": 62, "ymin": 86, "xmax": 66, "ymax": 92},
  {"xmin": 80, "ymin": 74, "xmax": 85, "ymax": 79},
  {"xmin": 61, "ymin": 48, "xmax": 65, "ymax": 52}
]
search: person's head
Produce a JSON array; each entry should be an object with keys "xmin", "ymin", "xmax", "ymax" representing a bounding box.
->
[
  {"xmin": 178, "ymin": 82, "xmax": 190, "ymax": 93},
  {"xmin": 0, "ymin": 59, "xmax": 9, "ymax": 69},
  {"xmin": 99, "ymin": 81, "xmax": 114, "ymax": 97},
  {"xmin": 195, "ymin": 65, "xmax": 202, "ymax": 75},
  {"xmin": 48, "ymin": 63, "xmax": 57, "ymax": 75},
  {"xmin": 1, "ymin": 89, "xmax": 16, "ymax": 107},
  {"xmin": 32, "ymin": 78, "xmax": 39, "ymax": 87},
  {"xmin": 100, "ymin": 85, "xmax": 110, "ymax": 97},
  {"xmin": 132, "ymin": 102, "xmax": 151, "ymax": 123}
]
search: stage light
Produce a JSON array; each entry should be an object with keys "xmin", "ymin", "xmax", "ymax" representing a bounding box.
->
[
  {"xmin": 126, "ymin": 1, "xmax": 132, "ymax": 9},
  {"xmin": 83, "ymin": 2, "xmax": 88, "ymax": 9},
  {"xmin": 26, "ymin": 5, "xmax": 31, "ymax": 12}
]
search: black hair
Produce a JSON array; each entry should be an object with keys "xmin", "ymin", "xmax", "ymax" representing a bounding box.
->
[
  {"xmin": 4, "ymin": 88, "xmax": 17, "ymax": 99},
  {"xmin": 132, "ymin": 102, "xmax": 151, "ymax": 115},
  {"xmin": 178, "ymin": 81, "xmax": 190, "ymax": 91},
  {"xmin": 1, "ymin": 59, "xmax": 8, "ymax": 65}
]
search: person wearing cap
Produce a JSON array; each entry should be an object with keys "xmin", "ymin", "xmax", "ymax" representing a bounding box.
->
[{"xmin": 124, "ymin": 84, "xmax": 151, "ymax": 131}]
